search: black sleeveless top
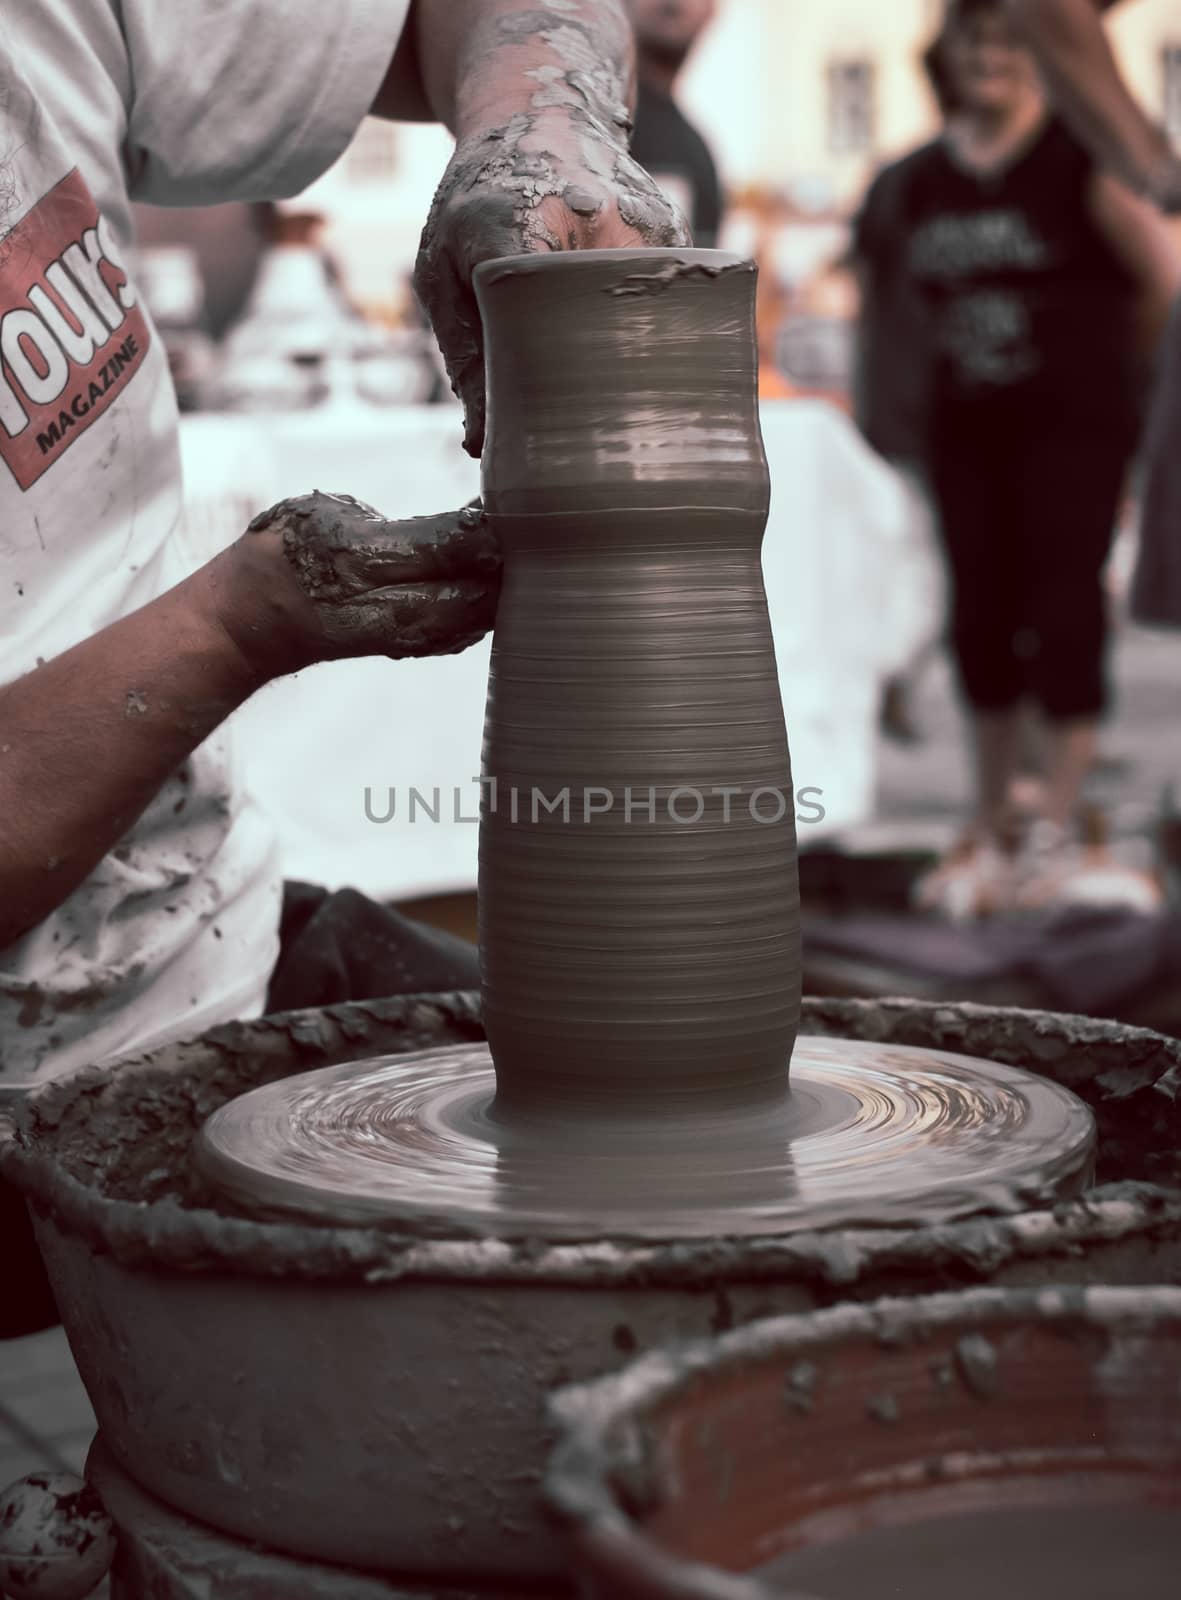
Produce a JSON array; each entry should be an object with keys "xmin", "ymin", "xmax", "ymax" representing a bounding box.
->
[{"xmin": 899, "ymin": 118, "xmax": 1138, "ymax": 425}]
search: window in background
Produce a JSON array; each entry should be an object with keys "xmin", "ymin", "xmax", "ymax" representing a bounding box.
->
[
  {"xmin": 345, "ymin": 119, "xmax": 399, "ymax": 183},
  {"xmin": 1164, "ymin": 44, "xmax": 1181, "ymax": 144},
  {"xmin": 828, "ymin": 58, "xmax": 876, "ymax": 156}
]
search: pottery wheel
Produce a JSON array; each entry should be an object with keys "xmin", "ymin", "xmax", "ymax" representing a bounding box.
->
[{"xmin": 194, "ymin": 1038, "xmax": 1095, "ymax": 1241}]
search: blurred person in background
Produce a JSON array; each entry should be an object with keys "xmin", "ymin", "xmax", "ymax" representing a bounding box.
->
[
  {"xmin": 851, "ymin": 37, "xmax": 959, "ymax": 743},
  {"xmin": 627, "ymin": 0, "xmax": 723, "ymax": 247},
  {"xmin": 132, "ymin": 201, "xmax": 274, "ymax": 340},
  {"xmin": 1009, "ymin": 1, "xmax": 1181, "ymax": 628},
  {"xmin": 1010, "ymin": 0, "xmax": 1181, "ymax": 207},
  {"xmin": 1133, "ymin": 290, "xmax": 1181, "ymax": 627},
  {"xmin": 895, "ymin": 0, "xmax": 1180, "ymax": 918}
]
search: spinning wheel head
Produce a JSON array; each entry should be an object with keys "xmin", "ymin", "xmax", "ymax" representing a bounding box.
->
[{"xmin": 194, "ymin": 1037, "xmax": 1094, "ymax": 1241}]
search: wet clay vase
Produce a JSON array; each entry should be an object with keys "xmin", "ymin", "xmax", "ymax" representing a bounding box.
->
[
  {"xmin": 475, "ymin": 250, "xmax": 801, "ymax": 1117},
  {"xmin": 547, "ymin": 1286, "xmax": 1181, "ymax": 1599}
]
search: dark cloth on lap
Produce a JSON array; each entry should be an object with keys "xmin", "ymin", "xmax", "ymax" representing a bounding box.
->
[
  {"xmin": 805, "ymin": 905, "xmax": 1181, "ymax": 1017},
  {"xmin": 266, "ymin": 882, "xmax": 479, "ymax": 1011}
]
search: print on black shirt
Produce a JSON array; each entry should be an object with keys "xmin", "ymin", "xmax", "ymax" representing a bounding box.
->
[{"xmin": 898, "ymin": 119, "xmax": 1137, "ymax": 422}]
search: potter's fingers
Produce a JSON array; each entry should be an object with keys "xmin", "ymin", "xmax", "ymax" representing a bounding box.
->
[
  {"xmin": 248, "ymin": 491, "xmax": 384, "ymax": 542},
  {"xmin": 444, "ymin": 195, "xmax": 526, "ymax": 457},
  {"xmin": 452, "ymin": 307, "xmax": 487, "ymax": 462},
  {"xmin": 307, "ymin": 579, "xmax": 498, "ymax": 661},
  {"xmin": 249, "ymin": 494, "xmax": 499, "ymax": 589},
  {"xmin": 532, "ymin": 194, "xmax": 590, "ymax": 254},
  {"xmin": 528, "ymin": 190, "xmax": 688, "ymax": 256},
  {"xmin": 345, "ymin": 501, "xmax": 500, "ymax": 583},
  {"xmin": 381, "ymin": 580, "xmax": 500, "ymax": 659},
  {"xmin": 541, "ymin": 192, "xmax": 690, "ymax": 253},
  {"xmin": 413, "ymin": 243, "xmax": 483, "ymax": 455},
  {"xmin": 600, "ymin": 149, "xmax": 693, "ymax": 248},
  {"xmin": 360, "ymin": 578, "xmax": 499, "ymax": 619},
  {"xmin": 614, "ymin": 188, "xmax": 693, "ymax": 248},
  {"xmin": 439, "ymin": 279, "xmax": 486, "ymax": 460},
  {"xmin": 422, "ymin": 231, "xmax": 491, "ymax": 459},
  {"xmin": 413, "ymin": 501, "xmax": 501, "ymax": 578}
]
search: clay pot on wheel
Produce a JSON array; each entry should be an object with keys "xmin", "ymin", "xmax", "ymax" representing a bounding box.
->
[{"xmin": 476, "ymin": 248, "xmax": 801, "ymax": 1116}]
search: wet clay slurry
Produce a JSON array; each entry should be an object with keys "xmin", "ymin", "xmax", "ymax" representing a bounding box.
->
[
  {"xmin": 475, "ymin": 250, "xmax": 801, "ymax": 1116},
  {"xmin": 547, "ymin": 1286, "xmax": 1181, "ymax": 1600},
  {"xmin": 761, "ymin": 1505, "xmax": 1180, "ymax": 1599},
  {"xmin": 195, "ymin": 1037, "xmax": 1094, "ymax": 1239}
]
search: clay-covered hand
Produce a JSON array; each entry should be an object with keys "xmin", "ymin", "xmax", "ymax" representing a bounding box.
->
[
  {"xmin": 416, "ymin": 108, "xmax": 691, "ymax": 457},
  {"xmin": 210, "ymin": 491, "xmax": 501, "ymax": 679}
]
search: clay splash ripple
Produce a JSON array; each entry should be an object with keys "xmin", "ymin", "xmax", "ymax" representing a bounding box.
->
[{"xmin": 194, "ymin": 1037, "xmax": 1095, "ymax": 1240}]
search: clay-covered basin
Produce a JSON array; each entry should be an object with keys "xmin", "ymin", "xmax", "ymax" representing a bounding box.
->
[
  {"xmin": 546, "ymin": 1286, "xmax": 1181, "ymax": 1598},
  {"xmin": 1, "ymin": 997, "xmax": 1179, "ymax": 1582}
]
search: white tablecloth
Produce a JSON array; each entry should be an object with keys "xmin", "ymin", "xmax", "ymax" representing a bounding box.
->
[{"xmin": 181, "ymin": 399, "xmax": 938, "ymax": 900}]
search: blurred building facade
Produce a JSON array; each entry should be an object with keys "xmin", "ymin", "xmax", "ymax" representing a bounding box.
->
[
  {"xmin": 138, "ymin": 1, "xmax": 1181, "ymax": 322},
  {"xmin": 294, "ymin": 120, "xmax": 454, "ymax": 321},
  {"xmin": 679, "ymin": 0, "xmax": 944, "ymax": 212},
  {"xmin": 307, "ymin": 0, "xmax": 1181, "ymax": 314},
  {"xmin": 679, "ymin": 0, "xmax": 1181, "ymax": 208}
]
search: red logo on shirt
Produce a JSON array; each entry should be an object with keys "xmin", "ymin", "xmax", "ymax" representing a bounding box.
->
[{"xmin": 0, "ymin": 169, "xmax": 151, "ymax": 491}]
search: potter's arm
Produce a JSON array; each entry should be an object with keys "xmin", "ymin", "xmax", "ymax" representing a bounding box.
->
[
  {"xmin": 1088, "ymin": 172, "xmax": 1181, "ymax": 358},
  {"xmin": 387, "ymin": 0, "xmax": 637, "ymax": 137},
  {"xmin": 0, "ymin": 561, "xmax": 264, "ymax": 950},
  {"xmin": 383, "ymin": 0, "xmax": 690, "ymax": 455},
  {"xmin": 1009, "ymin": 0, "xmax": 1181, "ymax": 208},
  {"xmin": 0, "ymin": 496, "xmax": 498, "ymax": 949}
]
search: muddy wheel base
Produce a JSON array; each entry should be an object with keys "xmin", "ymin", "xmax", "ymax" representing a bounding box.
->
[
  {"xmin": 88, "ymin": 1439, "xmax": 558, "ymax": 1600},
  {"xmin": 194, "ymin": 1037, "xmax": 1096, "ymax": 1240}
]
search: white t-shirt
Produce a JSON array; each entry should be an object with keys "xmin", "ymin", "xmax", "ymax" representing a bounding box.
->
[{"xmin": 0, "ymin": 0, "xmax": 409, "ymax": 1082}]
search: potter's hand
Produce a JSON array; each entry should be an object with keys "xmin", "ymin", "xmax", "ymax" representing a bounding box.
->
[
  {"xmin": 213, "ymin": 492, "xmax": 500, "ymax": 677},
  {"xmin": 0, "ymin": 493, "xmax": 497, "ymax": 946},
  {"xmin": 415, "ymin": 109, "xmax": 690, "ymax": 457}
]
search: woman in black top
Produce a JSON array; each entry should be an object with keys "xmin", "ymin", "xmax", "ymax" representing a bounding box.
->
[{"xmin": 903, "ymin": 0, "xmax": 1178, "ymax": 917}]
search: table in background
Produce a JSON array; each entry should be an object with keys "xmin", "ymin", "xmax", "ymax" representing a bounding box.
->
[{"xmin": 181, "ymin": 399, "xmax": 936, "ymax": 902}]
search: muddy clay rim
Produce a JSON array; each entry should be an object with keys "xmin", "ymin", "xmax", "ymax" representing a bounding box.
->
[
  {"xmin": 543, "ymin": 1285, "xmax": 1181, "ymax": 1599},
  {"xmin": 474, "ymin": 247, "xmax": 750, "ymax": 286},
  {"xmin": 1, "ymin": 997, "xmax": 1179, "ymax": 1285}
]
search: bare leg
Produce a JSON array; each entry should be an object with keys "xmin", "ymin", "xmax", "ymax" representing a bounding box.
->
[
  {"xmin": 972, "ymin": 709, "xmax": 1023, "ymax": 840},
  {"xmin": 1040, "ymin": 717, "xmax": 1098, "ymax": 830},
  {"xmin": 912, "ymin": 707, "xmax": 1022, "ymax": 918}
]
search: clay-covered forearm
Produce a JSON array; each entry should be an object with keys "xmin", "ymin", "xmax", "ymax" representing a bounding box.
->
[
  {"xmin": 1008, "ymin": 0, "xmax": 1173, "ymax": 189},
  {"xmin": 409, "ymin": 1, "xmax": 686, "ymax": 453},
  {"xmin": 0, "ymin": 564, "xmax": 262, "ymax": 949},
  {"xmin": 411, "ymin": 0, "xmax": 636, "ymax": 146},
  {"xmin": 0, "ymin": 492, "xmax": 499, "ymax": 947},
  {"xmin": 1087, "ymin": 172, "xmax": 1181, "ymax": 366}
]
